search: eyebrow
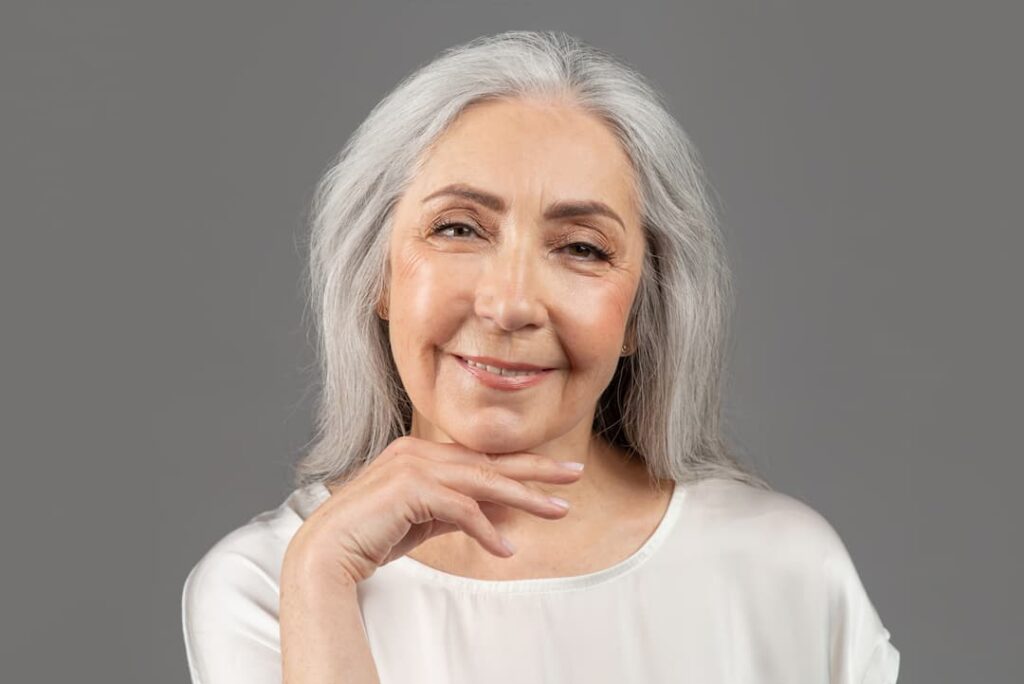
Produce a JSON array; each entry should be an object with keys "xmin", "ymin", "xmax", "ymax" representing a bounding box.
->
[{"xmin": 422, "ymin": 182, "xmax": 626, "ymax": 233}]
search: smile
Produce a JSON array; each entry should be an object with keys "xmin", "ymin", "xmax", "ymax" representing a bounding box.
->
[{"xmin": 453, "ymin": 354, "xmax": 554, "ymax": 390}]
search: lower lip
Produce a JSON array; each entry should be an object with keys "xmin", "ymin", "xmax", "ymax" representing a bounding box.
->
[{"xmin": 453, "ymin": 355, "xmax": 554, "ymax": 391}]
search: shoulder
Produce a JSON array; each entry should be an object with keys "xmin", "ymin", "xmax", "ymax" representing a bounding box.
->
[
  {"xmin": 181, "ymin": 484, "xmax": 329, "ymax": 681},
  {"xmin": 677, "ymin": 477, "xmax": 901, "ymax": 682},
  {"xmin": 681, "ymin": 476, "xmax": 852, "ymax": 569},
  {"xmin": 183, "ymin": 484, "xmax": 327, "ymax": 603},
  {"xmin": 183, "ymin": 488, "xmax": 306, "ymax": 589}
]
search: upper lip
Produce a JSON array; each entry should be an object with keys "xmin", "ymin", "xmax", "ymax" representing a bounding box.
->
[{"xmin": 456, "ymin": 354, "xmax": 552, "ymax": 372}]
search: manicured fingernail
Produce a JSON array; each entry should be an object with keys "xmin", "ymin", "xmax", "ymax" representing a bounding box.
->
[
  {"xmin": 548, "ymin": 496, "xmax": 571, "ymax": 509},
  {"xmin": 558, "ymin": 461, "xmax": 585, "ymax": 471},
  {"xmin": 501, "ymin": 536, "xmax": 517, "ymax": 555}
]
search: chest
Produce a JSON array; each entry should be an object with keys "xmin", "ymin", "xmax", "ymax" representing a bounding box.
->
[{"xmin": 356, "ymin": 568, "xmax": 830, "ymax": 684}]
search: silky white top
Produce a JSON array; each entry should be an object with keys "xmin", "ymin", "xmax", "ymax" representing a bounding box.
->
[{"xmin": 182, "ymin": 476, "xmax": 900, "ymax": 683}]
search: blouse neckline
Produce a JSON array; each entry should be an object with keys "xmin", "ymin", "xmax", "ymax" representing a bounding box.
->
[{"xmin": 310, "ymin": 480, "xmax": 687, "ymax": 594}]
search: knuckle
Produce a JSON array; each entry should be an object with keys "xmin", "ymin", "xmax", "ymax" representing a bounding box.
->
[
  {"xmin": 376, "ymin": 439, "xmax": 407, "ymax": 464},
  {"xmin": 454, "ymin": 494, "xmax": 479, "ymax": 517},
  {"xmin": 533, "ymin": 454, "xmax": 553, "ymax": 469},
  {"xmin": 389, "ymin": 436, "xmax": 414, "ymax": 456},
  {"xmin": 391, "ymin": 444, "xmax": 420, "ymax": 467},
  {"xmin": 474, "ymin": 463, "xmax": 501, "ymax": 487},
  {"xmin": 436, "ymin": 490, "xmax": 473, "ymax": 521},
  {"xmin": 517, "ymin": 480, "xmax": 539, "ymax": 501}
]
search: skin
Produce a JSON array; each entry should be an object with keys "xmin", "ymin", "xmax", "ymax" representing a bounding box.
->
[{"xmin": 332, "ymin": 96, "xmax": 675, "ymax": 579}]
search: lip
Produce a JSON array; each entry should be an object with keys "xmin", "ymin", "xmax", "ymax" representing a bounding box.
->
[
  {"xmin": 459, "ymin": 354, "xmax": 551, "ymax": 372},
  {"xmin": 453, "ymin": 354, "xmax": 554, "ymax": 391}
]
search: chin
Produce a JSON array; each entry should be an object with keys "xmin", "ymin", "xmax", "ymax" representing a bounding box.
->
[{"xmin": 446, "ymin": 422, "xmax": 540, "ymax": 455}]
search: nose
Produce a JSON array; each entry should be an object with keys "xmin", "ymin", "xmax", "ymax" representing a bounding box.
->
[{"xmin": 473, "ymin": 232, "xmax": 549, "ymax": 332}]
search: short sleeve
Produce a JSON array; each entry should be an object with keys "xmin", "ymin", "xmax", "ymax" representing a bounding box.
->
[
  {"xmin": 181, "ymin": 550, "xmax": 283, "ymax": 684},
  {"xmin": 824, "ymin": 541, "xmax": 901, "ymax": 684},
  {"xmin": 857, "ymin": 635, "xmax": 902, "ymax": 684}
]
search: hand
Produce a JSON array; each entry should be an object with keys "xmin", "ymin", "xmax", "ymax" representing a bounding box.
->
[{"xmin": 282, "ymin": 435, "xmax": 585, "ymax": 585}]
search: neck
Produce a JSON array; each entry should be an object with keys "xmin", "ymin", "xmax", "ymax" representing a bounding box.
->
[{"xmin": 402, "ymin": 413, "xmax": 673, "ymax": 567}]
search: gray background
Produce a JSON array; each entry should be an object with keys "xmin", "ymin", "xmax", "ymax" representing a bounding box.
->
[{"xmin": 2, "ymin": 2, "xmax": 1020, "ymax": 682}]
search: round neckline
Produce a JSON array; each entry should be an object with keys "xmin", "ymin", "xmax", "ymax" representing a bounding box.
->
[{"xmin": 313, "ymin": 480, "xmax": 687, "ymax": 594}]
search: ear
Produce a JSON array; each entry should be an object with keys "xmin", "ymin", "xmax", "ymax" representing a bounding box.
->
[
  {"xmin": 374, "ymin": 256, "xmax": 392, "ymax": 320},
  {"xmin": 621, "ymin": 322, "xmax": 636, "ymax": 356},
  {"xmin": 375, "ymin": 285, "xmax": 390, "ymax": 320}
]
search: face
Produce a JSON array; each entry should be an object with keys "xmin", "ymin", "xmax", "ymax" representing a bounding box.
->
[{"xmin": 383, "ymin": 97, "xmax": 645, "ymax": 455}]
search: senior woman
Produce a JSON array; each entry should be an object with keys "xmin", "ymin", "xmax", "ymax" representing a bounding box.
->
[{"xmin": 182, "ymin": 30, "xmax": 900, "ymax": 684}]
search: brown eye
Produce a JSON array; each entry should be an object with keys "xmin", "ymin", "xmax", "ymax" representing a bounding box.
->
[
  {"xmin": 429, "ymin": 220, "xmax": 480, "ymax": 238},
  {"xmin": 562, "ymin": 241, "xmax": 612, "ymax": 262}
]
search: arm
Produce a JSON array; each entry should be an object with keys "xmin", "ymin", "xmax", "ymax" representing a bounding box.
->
[
  {"xmin": 279, "ymin": 541, "xmax": 381, "ymax": 684},
  {"xmin": 824, "ymin": 545, "xmax": 901, "ymax": 684},
  {"xmin": 182, "ymin": 551, "xmax": 287, "ymax": 684}
]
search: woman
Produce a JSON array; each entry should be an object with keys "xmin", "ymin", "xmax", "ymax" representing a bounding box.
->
[{"xmin": 182, "ymin": 30, "xmax": 900, "ymax": 683}]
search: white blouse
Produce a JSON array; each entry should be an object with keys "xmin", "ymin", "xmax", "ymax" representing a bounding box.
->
[{"xmin": 182, "ymin": 476, "xmax": 900, "ymax": 683}]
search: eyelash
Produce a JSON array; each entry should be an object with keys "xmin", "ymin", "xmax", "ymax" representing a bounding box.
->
[{"xmin": 428, "ymin": 219, "xmax": 615, "ymax": 263}]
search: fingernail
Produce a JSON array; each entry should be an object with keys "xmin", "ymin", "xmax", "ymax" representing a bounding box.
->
[
  {"xmin": 501, "ymin": 536, "xmax": 517, "ymax": 555},
  {"xmin": 548, "ymin": 496, "xmax": 571, "ymax": 509},
  {"xmin": 558, "ymin": 461, "xmax": 585, "ymax": 471}
]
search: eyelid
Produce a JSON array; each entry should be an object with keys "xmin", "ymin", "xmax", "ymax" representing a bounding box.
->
[
  {"xmin": 430, "ymin": 218, "xmax": 597, "ymax": 242},
  {"xmin": 427, "ymin": 217, "xmax": 615, "ymax": 262},
  {"xmin": 429, "ymin": 212, "xmax": 483, "ymax": 232},
  {"xmin": 430, "ymin": 214, "xmax": 606, "ymax": 238}
]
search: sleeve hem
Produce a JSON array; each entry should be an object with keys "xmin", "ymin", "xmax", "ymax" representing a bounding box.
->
[{"xmin": 858, "ymin": 633, "xmax": 901, "ymax": 684}]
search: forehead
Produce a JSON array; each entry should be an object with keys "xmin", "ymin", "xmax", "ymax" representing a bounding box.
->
[{"xmin": 409, "ymin": 98, "xmax": 639, "ymax": 216}]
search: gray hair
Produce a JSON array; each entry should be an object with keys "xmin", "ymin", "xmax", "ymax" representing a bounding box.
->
[{"xmin": 293, "ymin": 30, "xmax": 771, "ymax": 492}]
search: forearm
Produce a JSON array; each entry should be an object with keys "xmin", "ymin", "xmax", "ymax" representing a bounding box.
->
[{"xmin": 280, "ymin": 558, "xmax": 380, "ymax": 684}]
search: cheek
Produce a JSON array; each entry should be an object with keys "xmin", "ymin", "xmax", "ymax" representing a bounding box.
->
[
  {"xmin": 393, "ymin": 248, "xmax": 449, "ymax": 314},
  {"xmin": 558, "ymin": 282, "xmax": 634, "ymax": 370},
  {"xmin": 388, "ymin": 243, "xmax": 466, "ymax": 355}
]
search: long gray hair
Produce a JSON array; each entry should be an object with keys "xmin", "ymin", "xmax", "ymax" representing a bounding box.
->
[{"xmin": 293, "ymin": 30, "xmax": 771, "ymax": 492}]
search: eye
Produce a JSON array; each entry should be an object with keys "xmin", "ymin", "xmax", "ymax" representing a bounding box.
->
[
  {"xmin": 428, "ymin": 220, "xmax": 614, "ymax": 263},
  {"xmin": 429, "ymin": 220, "xmax": 479, "ymax": 239},
  {"xmin": 562, "ymin": 241, "xmax": 613, "ymax": 262}
]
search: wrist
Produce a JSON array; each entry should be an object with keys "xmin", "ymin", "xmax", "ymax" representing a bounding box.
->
[{"xmin": 282, "ymin": 539, "xmax": 361, "ymax": 593}]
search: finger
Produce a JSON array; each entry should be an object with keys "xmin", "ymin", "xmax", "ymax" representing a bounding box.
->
[
  {"xmin": 479, "ymin": 452, "xmax": 586, "ymax": 484},
  {"xmin": 430, "ymin": 461, "xmax": 574, "ymax": 519},
  {"xmin": 423, "ymin": 483, "xmax": 516, "ymax": 558}
]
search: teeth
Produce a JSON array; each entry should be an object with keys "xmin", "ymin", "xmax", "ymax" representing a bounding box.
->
[{"xmin": 464, "ymin": 358, "xmax": 543, "ymax": 377}]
